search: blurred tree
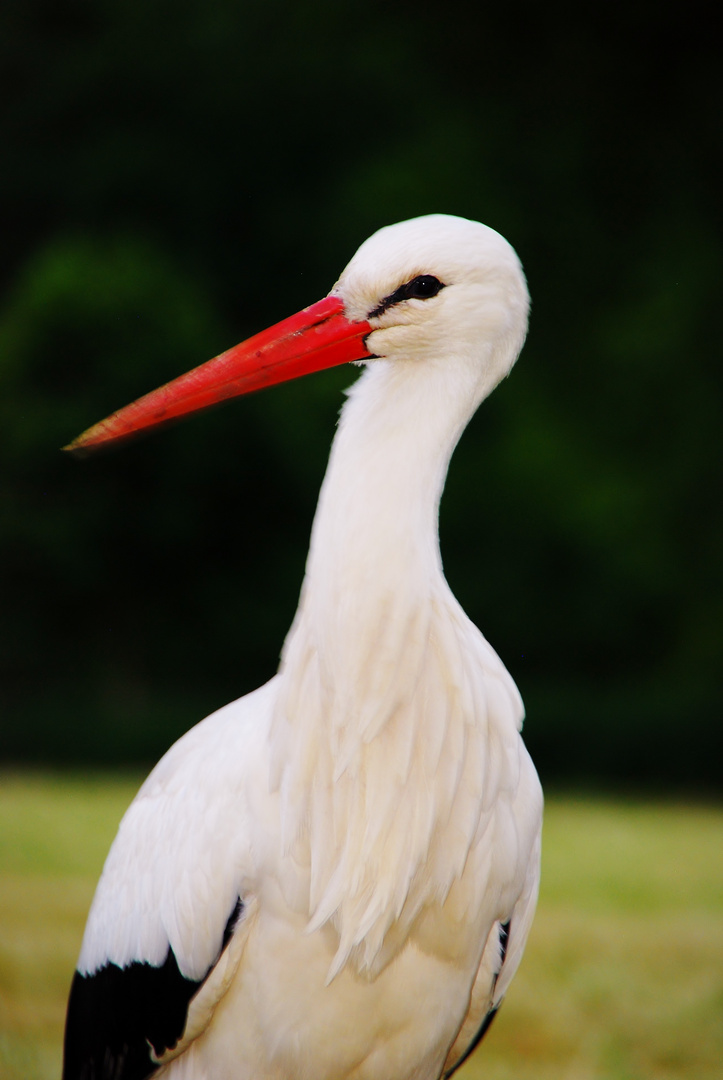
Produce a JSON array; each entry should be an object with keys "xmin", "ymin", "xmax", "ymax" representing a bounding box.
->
[{"xmin": 1, "ymin": 0, "xmax": 720, "ymax": 786}]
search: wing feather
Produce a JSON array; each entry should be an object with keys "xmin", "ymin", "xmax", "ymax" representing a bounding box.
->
[{"xmin": 63, "ymin": 682, "xmax": 275, "ymax": 1080}]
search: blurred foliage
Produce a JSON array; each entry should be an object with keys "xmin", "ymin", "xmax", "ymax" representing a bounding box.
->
[{"xmin": 0, "ymin": 0, "xmax": 721, "ymax": 785}]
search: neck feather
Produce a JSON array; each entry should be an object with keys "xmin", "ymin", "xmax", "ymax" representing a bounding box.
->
[{"xmin": 269, "ymin": 357, "xmax": 523, "ymax": 978}]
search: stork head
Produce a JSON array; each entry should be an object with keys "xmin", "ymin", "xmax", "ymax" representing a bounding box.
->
[
  {"xmin": 64, "ymin": 215, "xmax": 528, "ymax": 455},
  {"xmin": 337, "ymin": 214, "xmax": 529, "ymax": 386}
]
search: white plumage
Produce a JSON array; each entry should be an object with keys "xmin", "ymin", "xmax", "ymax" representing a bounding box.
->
[{"xmin": 63, "ymin": 214, "xmax": 542, "ymax": 1080}]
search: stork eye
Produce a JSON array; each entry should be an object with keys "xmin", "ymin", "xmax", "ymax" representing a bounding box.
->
[
  {"xmin": 369, "ymin": 274, "xmax": 445, "ymax": 318},
  {"xmin": 407, "ymin": 275, "xmax": 443, "ymax": 299}
]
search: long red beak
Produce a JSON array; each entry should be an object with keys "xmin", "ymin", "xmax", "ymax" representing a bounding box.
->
[{"xmin": 63, "ymin": 295, "xmax": 372, "ymax": 455}]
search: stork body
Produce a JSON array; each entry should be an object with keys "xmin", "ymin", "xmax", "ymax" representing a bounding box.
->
[{"xmin": 63, "ymin": 215, "xmax": 542, "ymax": 1080}]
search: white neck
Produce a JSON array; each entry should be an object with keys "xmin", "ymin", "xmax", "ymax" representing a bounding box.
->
[
  {"xmin": 269, "ymin": 355, "xmax": 521, "ymax": 979},
  {"xmin": 306, "ymin": 356, "xmax": 480, "ymax": 665}
]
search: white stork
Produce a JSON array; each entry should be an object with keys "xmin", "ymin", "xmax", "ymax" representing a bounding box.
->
[{"xmin": 62, "ymin": 214, "xmax": 542, "ymax": 1080}]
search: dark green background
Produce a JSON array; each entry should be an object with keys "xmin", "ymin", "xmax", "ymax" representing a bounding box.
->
[{"xmin": 1, "ymin": 1, "xmax": 721, "ymax": 788}]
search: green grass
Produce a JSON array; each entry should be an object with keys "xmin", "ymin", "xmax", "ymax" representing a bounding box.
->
[{"xmin": 1, "ymin": 774, "xmax": 721, "ymax": 1080}]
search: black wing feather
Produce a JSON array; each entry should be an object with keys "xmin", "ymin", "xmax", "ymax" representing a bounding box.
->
[
  {"xmin": 63, "ymin": 898, "xmax": 244, "ymax": 1080},
  {"xmin": 62, "ymin": 949, "xmax": 202, "ymax": 1080}
]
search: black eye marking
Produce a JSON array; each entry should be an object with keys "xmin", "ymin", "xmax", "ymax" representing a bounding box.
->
[{"xmin": 368, "ymin": 275, "xmax": 445, "ymax": 319}]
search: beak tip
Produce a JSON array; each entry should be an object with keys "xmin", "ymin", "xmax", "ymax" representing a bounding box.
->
[
  {"xmin": 62, "ymin": 439, "xmax": 89, "ymax": 459},
  {"xmin": 61, "ymin": 420, "xmax": 120, "ymax": 458}
]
